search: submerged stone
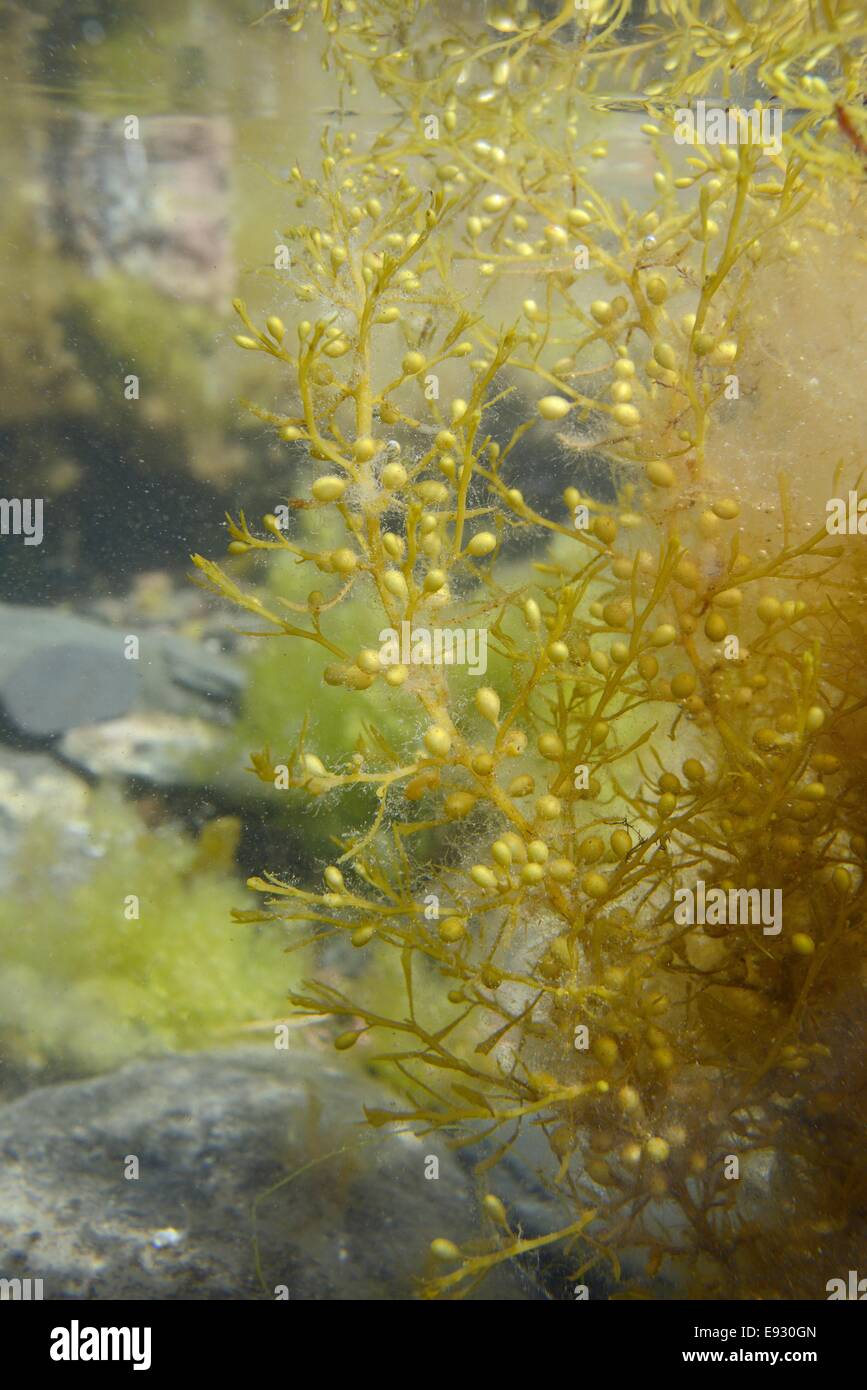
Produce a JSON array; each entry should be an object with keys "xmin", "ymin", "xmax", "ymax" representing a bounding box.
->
[
  {"xmin": 0, "ymin": 602, "xmax": 242, "ymax": 743},
  {"xmin": 0, "ymin": 1048, "xmax": 542, "ymax": 1301}
]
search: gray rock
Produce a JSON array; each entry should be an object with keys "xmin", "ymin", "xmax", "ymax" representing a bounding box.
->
[
  {"xmin": 1, "ymin": 634, "xmax": 137, "ymax": 737},
  {"xmin": 0, "ymin": 603, "xmax": 243, "ymax": 738},
  {"xmin": 0, "ymin": 1047, "xmax": 542, "ymax": 1300},
  {"xmin": 0, "ymin": 604, "xmax": 243, "ymax": 784}
]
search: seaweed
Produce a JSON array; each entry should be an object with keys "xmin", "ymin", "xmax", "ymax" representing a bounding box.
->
[{"xmin": 195, "ymin": 0, "xmax": 867, "ymax": 1298}]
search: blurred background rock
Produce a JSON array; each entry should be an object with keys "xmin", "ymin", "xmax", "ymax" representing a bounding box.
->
[{"xmin": 1, "ymin": 0, "xmax": 333, "ymax": 602}]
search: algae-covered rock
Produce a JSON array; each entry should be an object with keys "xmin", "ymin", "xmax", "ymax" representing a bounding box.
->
[{"xmin": 0, "ymin": 1048, "xmax": 540, "ymax": 1300}]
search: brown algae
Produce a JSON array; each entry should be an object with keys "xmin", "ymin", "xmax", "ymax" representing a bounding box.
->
[{"xmin": 194, "ymin": 1, "xmax": 867, "ymax": 1298}]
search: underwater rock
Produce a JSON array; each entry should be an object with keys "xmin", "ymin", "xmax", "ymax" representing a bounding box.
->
[
  {"xmin": 46, "ymin": 115, "xmax": 233, "ymax": 305},
  {"xmin": 0, "ymin": 1047, "xmax": 541, "ymax": 1300},
  {"xmin": 58, "ymin": 713, "xmax": 222, "ymax": 785},
  {"xmin": 0, "ymin": 603, "xmax": 243, "ymax": 782},
  {"xmin": 0, "ymin": 619, "xmax": 138, "ymax": 738}
]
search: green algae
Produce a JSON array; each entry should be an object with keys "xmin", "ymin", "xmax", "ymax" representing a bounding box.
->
[{"xmin": 0, "ymin": 791, "xmax": 301, "ymax": 1076}]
